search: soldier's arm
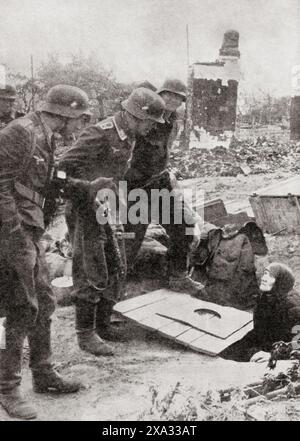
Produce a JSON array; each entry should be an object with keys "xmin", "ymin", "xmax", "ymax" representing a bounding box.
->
[
  {"xmin": 59, "ymin": 126, "xmax": 110, "ymax": 179},
  {"xmin": 0, "ymin": 124, "xmax": 32, "ymax": 233},
  {"xmin": 58, "ymin": 126, "xmax": 116, "ymax": 204}
]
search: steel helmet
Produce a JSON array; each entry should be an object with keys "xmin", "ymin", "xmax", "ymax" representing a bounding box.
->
[
  {"xmin": 0, "ymin": 84, "xmax": 17, "ymax": 100},
  {"xmin": 41, "ymin": 84, "xmax": 92, "ymax": 118},
  {"xmin": 136, "ymin": 80, "xmax": 157, "ymax": 92},
  {"xmin": 121, "ymin": 87, "xmax": 165, "ymax": 123},
  {"xmin": 157, "ymin": 78, "xmax": 187, "ymax": 102}
]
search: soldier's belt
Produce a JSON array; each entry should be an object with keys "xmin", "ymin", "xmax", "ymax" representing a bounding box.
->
[{"xmin": 14, "ymin": 181, "xmax": 45, "ymax": 209}]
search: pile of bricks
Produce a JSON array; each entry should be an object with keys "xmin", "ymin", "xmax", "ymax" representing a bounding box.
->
[{"xmin": 170, "ymin": 137, "xmax": 300, "ymax": 178}]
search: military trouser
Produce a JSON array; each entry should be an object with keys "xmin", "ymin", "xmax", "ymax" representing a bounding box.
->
[
  {"xmin": 124, "ymin": 173, "xmax": 194, "ymax": 275},
  {"xmin": 66, "ymin": 203, "xmax": 126, "ymax": 339},
  {"xmin": 0, "ymin": 226, "xmax": 56, "ymax": 392}
]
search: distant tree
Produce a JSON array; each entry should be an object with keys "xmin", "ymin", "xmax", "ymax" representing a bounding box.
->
[
  {"xmin": 37, "ymin": 53, "xmax": 133, "ymax": 119},
  {"xmin": 8, "ymin": 72, "xmax": 43, "ymax": 113},
  {"xmin": 238, "ymin": 88, "xmax": 290, "ymax": 127}
]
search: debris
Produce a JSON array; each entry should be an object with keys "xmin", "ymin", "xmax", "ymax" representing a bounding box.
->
[{"xmin": 170, "ymin": 136, "xmax": 300, "ymax": 179}]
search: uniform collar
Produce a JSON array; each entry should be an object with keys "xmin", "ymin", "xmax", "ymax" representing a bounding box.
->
[
  {"xmin": 38, "ymin": 112, "xmax": 54, "ymax": 146},
  {"xmin": 113, "ymin": 111, "xmax": 136, "ymax": 144}
]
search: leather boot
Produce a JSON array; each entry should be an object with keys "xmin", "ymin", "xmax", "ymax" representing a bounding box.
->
[
  {"xmin": 0, "ymin": 326, "xmax": 37, "ymax": 420},
  {"xmin": 169, "ymin": 272, "xmax": 208, "ymax": 297},
  {"xmin": 75, "ymin": 301, "xmax": 114, "ymax": 356},
  {"xmin": 96, "ymin": 298, "xmax": 128, "ymax": 342},
  {"xmin": 28, "ymin": 318, "xmax": 82, "ymax": 394},
  {"xmin": 32, "ymin": 368, "xmax": 82, "ymax": 394}
]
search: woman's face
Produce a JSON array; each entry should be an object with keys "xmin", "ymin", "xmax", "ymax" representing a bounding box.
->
[{"xmin": 260, "ymin": 269, "xmax": 276, "ymax": 292}]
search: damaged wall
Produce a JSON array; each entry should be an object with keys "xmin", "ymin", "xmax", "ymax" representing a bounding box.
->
[{"xmin": 185, "ymin": 30, "xmax": 240, "ymax": 150}]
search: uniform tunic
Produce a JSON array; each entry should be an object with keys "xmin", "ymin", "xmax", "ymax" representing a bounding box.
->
[
  {"xmin": 124, "ymin": 111, "xmax": 200, "ymax": 273},
  {"xmin": 59, "ymin": 111, "xmax": 134, "ymax": 304},
  {"xmin": 0, "ymin": 112, "xmax": 56, "ymax": 326}
]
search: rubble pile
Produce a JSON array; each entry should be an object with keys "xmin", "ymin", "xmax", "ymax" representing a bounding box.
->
[
  {"xmin": 170, "ymin": 137, "xmax": 300, "ymax": 178},
  {"xmin": 140, "ymin": 358, "xmax": 300, "ymax": 421}
]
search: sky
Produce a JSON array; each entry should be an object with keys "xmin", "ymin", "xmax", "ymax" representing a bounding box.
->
[{"xmin": 0, "ymin": 0, "xmax": 299, "ymax": 96}]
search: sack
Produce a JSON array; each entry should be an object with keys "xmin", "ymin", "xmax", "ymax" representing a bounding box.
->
[{"xmin": 193, "ymin": 222, "xmax": 267, "ymax": 310}]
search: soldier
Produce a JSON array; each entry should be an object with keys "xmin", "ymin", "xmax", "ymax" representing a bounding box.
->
[
  {"xmin": 124, "ymin": 79, "xmax": 204, "ymax": 295},
  {"xmin": 0, "ymin": 85, "xmax": 19, "ymax": 129},
  {"xmin": 0, "ymin": 84, "xmax": 107, "ymax": 420},
  {"xmin": 59, "ymin": 87, "xmax": 166, "ymax": 355}
]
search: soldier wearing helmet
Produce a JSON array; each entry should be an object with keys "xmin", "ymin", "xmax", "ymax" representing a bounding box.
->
[
  {"xmin": 157, "ymin": 78, "xmax": 187, "ymax": 108},
  {"xmin": 0, "ymin": 84, "xmax": 105, "ymax": 420},
  {"xmin": 0, "ymin": 85, "xmax": 18, "ymax": 128},
  {"xmin": 124, "ymin": 78, "xmax": 205, "ymax": 297},
  {"xmin": 59, "ymin": 87, "xmax": 165, "ymax": 355}
]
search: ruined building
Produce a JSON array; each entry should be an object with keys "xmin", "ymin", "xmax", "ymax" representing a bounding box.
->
[{"xmin": 185, "ymin": 30, "xmax": 241, "ymax": 149}]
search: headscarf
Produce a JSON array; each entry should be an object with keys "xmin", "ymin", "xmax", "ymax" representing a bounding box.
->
[{"xmin": 265, "ymin": 262, "xmax": 295, "ymax": 298}]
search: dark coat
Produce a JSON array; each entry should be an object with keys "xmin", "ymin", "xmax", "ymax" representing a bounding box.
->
[
  {"xmin": 125, "ymin": 111, "xmax": 178, "ymax": 188},
  {"xmin": 220, "ymin": 266, "xmax": 300, "ymax": 361},
  {"xmin": 59, "ymin": 112, "xmax": 133, "ymax": 303},
  {"xmin": 253, "ymin": 288, "xmax": 300, "ymax": 351},
  {"xmin": 0, "ymin": 112, "xmax": 54, "ymax": 233},
  {"xmin": 60, "ymin": 111, "xmax": 133, "ymax": 182},
  {"xmin": 0, "ymin": 113, "xmax": 56, "ymax": 324}
]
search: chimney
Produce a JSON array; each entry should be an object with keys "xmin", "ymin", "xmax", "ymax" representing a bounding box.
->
[{"xmin": 218, "ymin": 30, "xmax": 240, "ymax": 62}]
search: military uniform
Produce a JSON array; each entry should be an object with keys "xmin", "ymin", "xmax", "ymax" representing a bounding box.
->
[
  {"xmin": 124, "ymin": 111, "xmax": 200, "ymax": 278},
  {"xmin": 59, "ymin": 111, "xmax": 134, "ymax": 351},
  {"xmin": 0, "ymin": 112, "xmax": 56, "ymax": 324},
  {"xmin": 61, "ymin": 112, "xmax": 133, "ymax": 182},
  {"xmin": 0, "ymin": 84, "xmax": 91, "ymax": 420},
  {"xmin": 60, "ymin": 87, "xmax": 166, "ymax": 354}
]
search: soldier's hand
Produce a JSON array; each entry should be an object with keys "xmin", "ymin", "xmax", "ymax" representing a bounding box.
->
[{"xmin": 90, "ymin": 177, "xmax": 118, "ymax": 196}]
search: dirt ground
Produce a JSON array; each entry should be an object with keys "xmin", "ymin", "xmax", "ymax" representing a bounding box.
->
[{"xmin": 1, "ymin": 165, "xmax": 300, "ymax": 421}]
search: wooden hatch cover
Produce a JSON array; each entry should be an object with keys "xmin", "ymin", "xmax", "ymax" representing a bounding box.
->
[{"xmin": 114, "ymin": 289, "xmax": 253, "ymax": 356}]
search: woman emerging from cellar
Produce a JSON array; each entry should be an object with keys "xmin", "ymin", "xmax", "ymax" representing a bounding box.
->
[{"xmin": 220, "ymin": 262, "xmax": 300, "ymax": 362}]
